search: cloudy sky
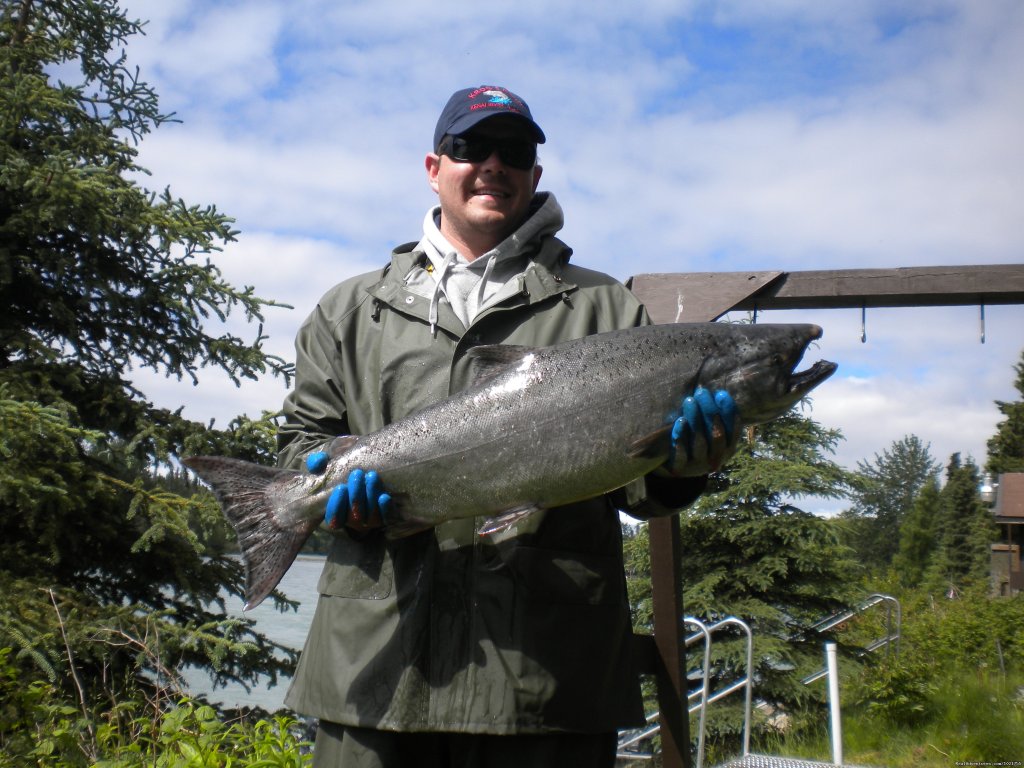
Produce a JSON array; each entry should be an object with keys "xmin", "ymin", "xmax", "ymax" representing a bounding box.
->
[{"xmin": 118, "ymin": 0, "xmax": 1024, "ymax": 512}]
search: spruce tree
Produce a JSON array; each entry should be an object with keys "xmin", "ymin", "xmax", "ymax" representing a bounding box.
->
[
  {"xmin": 1, "ymin": 0, "xmax": 295, "ymax": 713},
  {"xmin": 624, "ymin": 410, "xmax": 861, "ymax": 751},
  {"xmin": 924, "ymin": 454, "xmax": 995, "ymax": 595},
  {"xmin": 892, "ymin": 477, "xmax": 941, "ymax": 587},
  {"xmin": 842, "ymin": 435, "xmax": 941, "ymax": 571},
  {"xmin": 987, "ymin": 349, "xmax": 1024, "ymax": 475}
]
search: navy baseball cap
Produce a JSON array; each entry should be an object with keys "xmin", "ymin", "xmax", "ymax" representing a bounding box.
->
[{"xmin": 433, "ymin": 86, "xmax": 546, "ymax": 151}]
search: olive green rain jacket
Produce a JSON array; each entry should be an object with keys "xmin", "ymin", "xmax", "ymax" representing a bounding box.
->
[{"xmin": 277, "ymin": 209, "xmax": 700, "ymax": 734}]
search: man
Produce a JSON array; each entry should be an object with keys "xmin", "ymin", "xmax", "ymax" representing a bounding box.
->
[{"xmin": 277, "ymin": 85, "xmax": 736, "ymax": 767}]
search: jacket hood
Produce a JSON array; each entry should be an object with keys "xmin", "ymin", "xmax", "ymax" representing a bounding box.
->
[{"xmin": 412, "ymin": 192, "xmax": 567, "ymax": 333}]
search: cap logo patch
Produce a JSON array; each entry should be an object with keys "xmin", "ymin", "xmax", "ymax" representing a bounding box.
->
[{"xmin": 468, "ymin": 86, "xmax": 523, "ymax": 114}]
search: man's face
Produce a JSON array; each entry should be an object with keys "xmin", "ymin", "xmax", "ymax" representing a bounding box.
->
[{"xmin": 425, "ymin": 116, "xmax": 543, "ymax": 256}]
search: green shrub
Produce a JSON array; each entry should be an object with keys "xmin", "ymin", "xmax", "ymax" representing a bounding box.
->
[
  {"xmin": 0, "ymin": 648, "xmax": 311, "ymax": 768},
  {"xmin": 849, "ymin": 655, "xmax": 938, "ymax": 727},
  {"xmin": 770, "ymin": 589, "xmax": 1024, "ymax": 766}
]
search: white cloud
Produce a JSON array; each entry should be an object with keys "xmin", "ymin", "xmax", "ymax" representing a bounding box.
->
[
  {"xmin": 127, "ymin": 1, "xmax": 285, "ymax": 107},
  {"xmin": 111, "ymin": 0, "xmax": 1024, "ymax": 510},
  {"xmin": 743, "ymin": 306, "xmax": 1024, "ymax": 486}
]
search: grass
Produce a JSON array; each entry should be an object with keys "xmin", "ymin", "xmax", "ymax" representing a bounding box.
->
[{"xmin": 764, "ymin": 671, "xmax": 1024, "ymax": 767}]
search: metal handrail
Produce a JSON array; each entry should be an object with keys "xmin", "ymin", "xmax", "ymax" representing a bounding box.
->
[
  {"xmin": 618, "ymin": 616, "xmax": 754, "ymax": 766},
  {"xmin": 685, "ymin": 617, "xmax": 754, "ymax": 766},
  {"xmin": 618, "ymin": 595, "xmax": 902, "ymax": 763},
  {"xmin": 801, "ymin": 593, "xmax": 901, "ymax": 686},
  {"xmin": 616, "ymin": 711, "xmax": 661, "ymax": 756},
  {"xmin": 808, "ymin": 593, "xmax": 900, "ymax": 646}
]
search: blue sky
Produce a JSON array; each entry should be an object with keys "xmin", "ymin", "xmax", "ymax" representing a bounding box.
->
[{"xmin": 118, "ymin": 0, "xmax": 1024, "ymax": 511}]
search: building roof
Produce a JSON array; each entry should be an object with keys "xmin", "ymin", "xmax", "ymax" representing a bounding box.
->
[{"xmin": 994, "ymin": 473, "xmax": 1024, "ymax": 522}]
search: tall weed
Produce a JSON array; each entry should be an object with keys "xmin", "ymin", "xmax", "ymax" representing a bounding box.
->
[
  {"xmin": 769, "ymin": 589, "xmax": 1024, "ymax": 767},
  {"xmin": 0, "ymin": 647, "xmax": 311, "ymax": 768}
]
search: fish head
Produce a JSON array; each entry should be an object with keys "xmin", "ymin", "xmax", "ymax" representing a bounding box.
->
[{"xmin": 697, "ymin": 323, "xmax": 837, "ymax": 424}]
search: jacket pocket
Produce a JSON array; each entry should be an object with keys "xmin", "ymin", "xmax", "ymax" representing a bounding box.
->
[
  {"xmin": 509, "ymin": 546, "xmax": 623, "ymax": 606},
  {"xmin": 317, "ymin": 534, "xmax": 394, "ymax": 599}
]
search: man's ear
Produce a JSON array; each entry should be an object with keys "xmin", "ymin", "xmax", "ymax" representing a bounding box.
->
[{"xmin": 425, "ymin": 153, "xmax": 441, "ymax": 193}]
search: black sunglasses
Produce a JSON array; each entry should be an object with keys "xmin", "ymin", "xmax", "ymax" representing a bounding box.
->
[{"xmin": 437, "ymin": 134, "xmax": 537, "ymax": 170}]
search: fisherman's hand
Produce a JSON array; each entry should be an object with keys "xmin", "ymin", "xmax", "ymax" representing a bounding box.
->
[
  {"xmin": 306, "ymin": 452, "xmax": 392, "ymax": 533},
  {"xmin": 305, "ymin": 450, "xmax": 331, "ymax": 474},
  {"xmin": 663, "ymin": 387, "xmax": 739, "ymax": 476}
]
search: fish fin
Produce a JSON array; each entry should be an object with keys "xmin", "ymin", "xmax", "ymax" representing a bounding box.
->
[
  {"xmin": 384, "ymin": 518, "xmax": 436, "ymax": 540},
  {"xmin": 326, "ymin": 434, "xmax": 359, "ymax": 458},
  {"xmin": 627, "ymin": 425, "xmax": 673, "ymax": 460},
  {"xmin": 182, "ymin": 456, "xmax": 318, "ymax": 610},
  {"xmin": 466, "ymin": 344, "xmax": 540, "ymax": 386},
  {"xmin": 477, "ymin": 505, "xmax": 542, "ymax": 536},
  {"xmin": 377, "ymin": 492, "xmax": 443, "ymax": 539}
]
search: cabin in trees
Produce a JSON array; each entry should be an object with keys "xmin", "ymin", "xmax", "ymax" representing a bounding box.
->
[{"xmin": 991, "ymin": 472, "xmax": 1024, "ymax": 597}]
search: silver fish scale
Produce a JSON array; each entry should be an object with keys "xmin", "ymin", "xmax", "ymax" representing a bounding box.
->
[
  {"xmin": 328, "ymin": 331, "xmax": 686, "ymax": 518},
  {"xmin": 185, "ymin": 323, "xmax": 835, "ymax": 607},
  {"xmin": 309, "ymin": 323, "xmax": 824, "ymax": 530}
]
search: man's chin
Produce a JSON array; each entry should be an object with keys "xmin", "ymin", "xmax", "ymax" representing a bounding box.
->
[{"xmin": 467, "ymin": 210, "xmax": 517, "ymax": 236}]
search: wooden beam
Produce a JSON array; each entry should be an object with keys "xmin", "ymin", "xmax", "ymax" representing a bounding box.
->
[
  {"xmin": 631, "ymin": 264, "xmax": 1024, "ymax": 320},
  {"xmin": 627, "ymin": 271, "xmax": 783, "ymax": 324}
]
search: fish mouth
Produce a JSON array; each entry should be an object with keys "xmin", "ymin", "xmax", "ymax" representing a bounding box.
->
[
  {"xmin": 785, "ymin": 324, "xmax": 835, "ymax": 397},
  {"xmin": 789, "ymin": 359, "xmax": 837, "ymax": 397}
]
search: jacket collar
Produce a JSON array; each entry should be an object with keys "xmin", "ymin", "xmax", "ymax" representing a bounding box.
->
[{"xmin": 366, "ymin": 236, "xmax": 577, "ymax": 333}]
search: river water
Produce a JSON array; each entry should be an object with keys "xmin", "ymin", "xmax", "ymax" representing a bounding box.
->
[{"xmin": 182, "ymin": 555, "xmax": 323, "ymax": 712}]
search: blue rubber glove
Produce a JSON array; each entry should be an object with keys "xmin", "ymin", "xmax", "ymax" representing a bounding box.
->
[
  {"xmin": 306, "ymin": 452, "xmax": 392, "ymax": 531},
  {"xmin": 666, "ymin": 387, "xmax": 739, "ymax": 474},
  {"xmin": 305, "ymin": 451, "xmax": 330, "ymax": 474}
]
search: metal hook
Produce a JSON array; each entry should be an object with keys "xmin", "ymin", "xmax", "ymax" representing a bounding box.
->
[
  {"xmin": 861, "ymin": 303, "xmax": 867, "ymax": 343},
  {"xmin": 752, "ymin": 304, "xmax": 758, "ymax": 324},
  {"xmin": 980, "ymin": 303, "xmax": 986, "ymax": 344}
]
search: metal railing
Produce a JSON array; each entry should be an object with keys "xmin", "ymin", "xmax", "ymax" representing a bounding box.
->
[
  {"xmin": 618, "ymin": 595, "xmax": 901, "ymax": 766},
  {"xmin": 617, "ymin": 616, "xmax": 754, "ymax": 767},
  {"xmin": 801, "ymin": 594, "xmax": 900, "ymax": 686}
]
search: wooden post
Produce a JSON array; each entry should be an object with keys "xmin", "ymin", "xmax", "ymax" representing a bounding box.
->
[{"xmin": 648, "ymin": 514, "xmax": 689, "ymax": 768}]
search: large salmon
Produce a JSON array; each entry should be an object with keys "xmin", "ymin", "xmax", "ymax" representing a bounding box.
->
[{"xmin": 184, "ymin": 323, "xmax": 836, "ymax": 609}]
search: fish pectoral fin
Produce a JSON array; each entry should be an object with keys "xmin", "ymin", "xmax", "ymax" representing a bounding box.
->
[
  {"xmin": 327, "ymin": 434, "xmax": 359, "ymax": 458},
  {"xmin": 465, "ymin": 344, "xmax": 540, "ymax": 386},
  {"xmin": 477, "ymin": 505, "xmax": 542, "ymax": 536},
  {"xmin": 376, "ymin": 495, "xmax": 435, "ymax": 540},
  {"xmin": 384, "ymin": 517, "xmax": 435, "ymax": 540},
  {"xmin": 627, "ymin": 425, "xmax": 673, "ymax": 460}
]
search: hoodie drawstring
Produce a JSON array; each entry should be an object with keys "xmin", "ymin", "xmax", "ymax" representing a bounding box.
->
[{"xmin": 428, "ymin": 251, "xmax": 456, "ymax": 337}]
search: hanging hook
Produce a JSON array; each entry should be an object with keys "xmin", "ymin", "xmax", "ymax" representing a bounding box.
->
[
  {"xmin": 861, "ymin": 303, "xmax": 867, "ymax": 344},
  {"xmin": 980, "ymin": 303, "xmax": 986, "ymax": 344},
  {"xmin": 752, "ymin": 303, "xmax": 758, "ymax": 324}
]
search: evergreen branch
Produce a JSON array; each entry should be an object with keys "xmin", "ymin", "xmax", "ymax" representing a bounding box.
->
[
  {"xmin": 47, "ymin": 587, "xmax": 97, "ymax": 761},
  {"xmin": 0, "ymin": 0, "xmax": 298, "ymax": 717}
]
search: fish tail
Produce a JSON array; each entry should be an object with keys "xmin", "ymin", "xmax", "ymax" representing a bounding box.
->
[{"xmin": 182, "ymin": 456, "xmax": 319, "ymax": 610}]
